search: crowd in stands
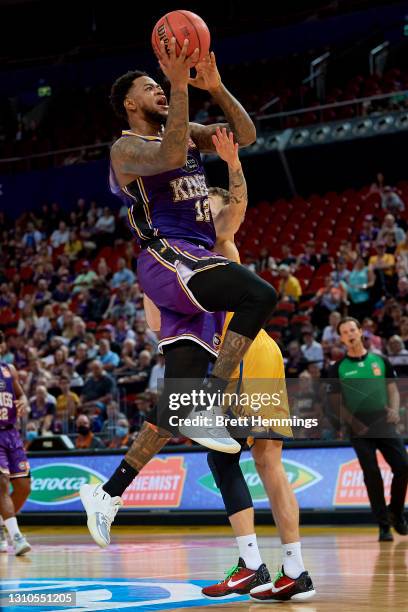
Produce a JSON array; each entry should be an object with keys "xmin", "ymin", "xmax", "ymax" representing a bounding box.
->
[
  {"xmin": 2, "ymin": 56, "xmax": 408, "ymax": 170},
  {"xmin": 1, "ymin": 172, "xmax": 408, "ymax": 449}
]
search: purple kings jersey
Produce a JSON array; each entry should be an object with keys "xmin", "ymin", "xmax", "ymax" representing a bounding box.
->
[
  {"xmin": 110, "ymin": 131, "xmax": 216, "ymax": 249},
  {"xmin": 0, "ymin": 362, "xmax": 16, "ymax": 426}
]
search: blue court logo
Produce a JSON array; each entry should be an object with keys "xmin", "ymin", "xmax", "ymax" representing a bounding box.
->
[{"xmin": 0, "ymin": 578, "xmax": 247, "ymax": 610}]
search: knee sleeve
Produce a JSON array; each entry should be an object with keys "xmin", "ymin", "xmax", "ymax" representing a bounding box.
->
[{"xmin": 208, "ymin": 449, "xmax": 253, "ymax": 517}]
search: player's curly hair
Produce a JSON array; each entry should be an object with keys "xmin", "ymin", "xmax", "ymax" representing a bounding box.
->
[{"xmin": 110, "ymin": 70, "xmax": 148, "ymax": 120}]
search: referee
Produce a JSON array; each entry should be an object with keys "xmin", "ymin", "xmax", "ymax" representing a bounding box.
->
[{"xmin": 328, "ymin": 317, "xmax": 408, "ymax": 541}]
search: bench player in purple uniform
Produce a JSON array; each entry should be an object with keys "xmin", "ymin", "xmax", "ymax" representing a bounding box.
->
[
  {"xmin": 0, "ymin": 332, "xmax": 31, "ymax": 555},
  {"xmin": 80, "ymin": 40, "xmax": 278, "ymax": 547}
]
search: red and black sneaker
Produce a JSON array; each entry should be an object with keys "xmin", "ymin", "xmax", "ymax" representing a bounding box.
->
[
  {"xmin": 202, "ymin": 557, "xmax": 271, "ymax": 598},
  {"xmin": 250, "ymin": 566, "xmax": 316, "ymax": 603}
]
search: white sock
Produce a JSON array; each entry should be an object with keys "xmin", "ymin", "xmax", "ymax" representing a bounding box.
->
[
  {"xmin": 282, "ymin": 541, "xmax": 305, "ymax": 578},
  {"xmin": 4, "ymin": 517, "xmax": 21, "ymax": 539},
  {"xmin": 236, "ymin": 534, "xmax": 263, "ymax": 570}
]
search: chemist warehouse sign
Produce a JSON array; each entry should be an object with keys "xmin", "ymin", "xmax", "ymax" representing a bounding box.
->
[{"xmin": 22, "ymin": 446, "xmax": 408, "ymax": 513}]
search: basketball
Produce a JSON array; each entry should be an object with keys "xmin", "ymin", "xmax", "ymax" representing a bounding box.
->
[{"xmin": 151, "ymin": 10, "xmax": 211, "ymax": 64}]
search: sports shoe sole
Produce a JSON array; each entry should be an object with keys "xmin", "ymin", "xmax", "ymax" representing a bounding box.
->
[
  {"xmin": 250, "ymin": 588, "xmax": 316, "ymax": 603},
  {"xmin": 14, "ymin": 543, "xmax": 31, "ymax": 556},
  {"xmin": 188, "ymin": 436, "xmax": 241, "ymax": 453},
  {"xmin": 202, "ymin": 592, "xmax": 241, "ymax": 599}
]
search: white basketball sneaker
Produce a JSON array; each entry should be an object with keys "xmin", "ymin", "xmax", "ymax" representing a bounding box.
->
[
  {"xmin": 12, "ymin": 533, "xmax": 31, "ymax": 556},
  {"xmin": 0, "ymin": 526, "xmax": 8, "ymax": 553},
  {"xmin": 179, "ymin": 405, "xmax": 241, "ymax": 454},
  {"xmin": 80, "ymin": 483, "xmax": 123, "ymax": 548}
]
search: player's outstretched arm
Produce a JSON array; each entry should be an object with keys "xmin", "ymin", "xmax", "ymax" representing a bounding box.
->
[
  {"xmin": 189, "ymin": 52, "xmax": 256, "ymax": 153},
  {"xmin": 212, "ymin": 127, "xmax": 247, "ymax": 239},
  {"xmin": 111, "ymin": 38, "xmax": 199, "ymax": 177}
]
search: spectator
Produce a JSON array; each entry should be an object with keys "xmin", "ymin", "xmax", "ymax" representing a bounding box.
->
[
  {"xmin": 396, "ymin": 276, "xmax": 408, "ymax": 305},
  {"xmin": 110, "ymin": 257, "xmax": 135, "ymax": 288},
  {"xmin": 362, "ymin": 318, "xmax": 383, "ymax": 352},
  {"xmin": 55, "ymin": 375, "xmax": 80, "ymax": 433},
  {"xmin": 113, "ymin": 316, "xmax": 136, "ymax": 344},
  {"xmin": 75, "ymin": 414, "xmax": 105, "ymax": 449},
  {"xmin": 73, "ymin": 342, "xmax": 91, "ymax": 376},
  {"xmin": 358, "ymin": 214, "xmax": 379, "ymax": 257},
  {"xmin": 378, "ymin": 214, "xmax": 405, "ymax": 245},
  {"xmin": 312, "ymin": 277, "xmax": 344, "ymax": 328},
  {"xmin": 279, "ymin": 244, "xmax": 297, "ymax": 267},
  {"xmin": 80, "ymin": 360, "xmax": 116, "ymax": 415},
  {"xmin": 52, "ymin": 276, "xmax": 71, "ymax": 303},
  {"xmin": 285, "ymin": 341, "xmax": 308, "ymax": 378},
  {"xmin": 98, "ymin": 338, "xmax": 120, "ymax": 371},
  {"xmin": 148, "ymin": 353, "xmax": 165, "ymax": 394},
  {"xmin": 396, "ymin": 231, "xmax": 408, "ymax": 258},
  {"xmin": 25, "ymin": 357, "xmax": 53, "ymax": 397},
  {"xmin": 331, "ymin": 258, "xmax": 350, "ymax": 287},
  {"xmin": 86, "ymin": 280, "xmax": 111, "ymax": 322},
  {"xmin": 96, "ymin": 258, "xmax": 111, "ymax": 282},
  {"xmin": 322, "ymin": 311, "xmax": 341, "ymax": 344},
  {"xmin": 29, "ymin": 385, "xmax": 56, "ymax": 433},
  {"xmin": 387, "ymin": 335, "xmax": 408, "ymax": 376},
  {"xmin": 68, "ymin": 317, "xmax": 87, "ymax": 353},
  {"xmin": 382, "ymin": 231, "xmax": 397, "ymax": 255},
  {"xmin": 50, "ymin": 221, "xmax": 70, "ymax": 249},
  {"xmin": 106, "ymin": 417, "xmax": 131, "ymax": 449},
  {"xmin": 381, "ymin": 187, "xmax": 405, "ymax": 214},
  {"xmin": 22, "ymin": 222, "xmax": 43, "ymax": 251},
  {"xmin": 257, "ymin": 248, "xmax": 274, "ymax": 273},
  {"xmin": 278, "ymin": 264, "xmax": 302, "ymax": 302},
  {"xmin": 337, "ymin": 240, "xmax": 357, "ymax": 265},
  {"xmin": 106, "ymin": 287, "xmax": 136, "ymax": 322},
  {"xmin": 95, "ymin": 207, "xmax": 115, "ymax": 245},
  {"xmin": 344, "ymin": 256, "xmax": 375, "ymax": 320},
  {"xmin": 117, "ymin": 350, "xmax": 152, "ymax": 392},
  {"xmin": 301, "ymin": 329, "xmax": 324, "ymax": 369},
  {"xmin": 24, "ymin": 420, "xmax": 40, "ymax": 451},
  {"xmin": 64, "ymin": 229, "xmax": 83, "ymax": 260},
  {"xmin": 369, "ymin": 242, "xmax": 396, "ymax": 297},
  {"xmin": 398, "ymin": 316, "xmax": 408, "ymax": 350},
  {"xmin": 298, "ymin": 241, "xmax": 320, "ymax": 269},
  {"xmin": 102, "ymin": 400, "xmax": 126, "ymax": 431},
  {"xmin": 72, "ymin": 261, "xmax": 98, "ymax": 294}
]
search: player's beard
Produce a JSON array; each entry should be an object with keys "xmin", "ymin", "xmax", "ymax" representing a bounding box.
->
[{"xmin": 144, "ymin": 109, "xmax": 167, "ymax": 126}]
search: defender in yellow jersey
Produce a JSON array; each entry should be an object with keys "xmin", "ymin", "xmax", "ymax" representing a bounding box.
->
[{"xmin": 145, "ymin": 128, "xmax": 315, "ymax": 602}]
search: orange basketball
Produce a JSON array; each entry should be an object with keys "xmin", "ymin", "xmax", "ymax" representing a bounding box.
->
[{"xmin": 151, "ymin": 10, "xmax": 210, "ymax": 65}]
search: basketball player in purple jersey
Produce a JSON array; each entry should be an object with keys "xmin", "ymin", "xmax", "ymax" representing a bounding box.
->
[
  {"xmin": 81, "ymin": 39, "xmax": 277, "ymax": 547},
  {"xmin": 0, "ymin": 332, "xmax": 31, "ymax": 555}
]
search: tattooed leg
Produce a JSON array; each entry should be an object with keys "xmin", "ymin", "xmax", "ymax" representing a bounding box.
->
[
  {"xmin": 212, "ymin": 329, "xmax": 252, "ymax": 381},
  {"xmin": 103, "ymin": 422, "xmax": 171, "ymax": 497},
  {"xmin": 124, "ymin": 422, "xmax": 171, "ymax": 472}
]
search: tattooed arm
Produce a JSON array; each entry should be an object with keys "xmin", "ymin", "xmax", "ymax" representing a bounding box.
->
[
  {"xmin": 111, "ymin": 39, "xmax": 199, "ymax": 179},
  {"xmin": 211, "ymin": 128, "xmax": 247, "ymax": 240},
  {"xmin": 189, "ymin": 52, "xmax": 256, "ymax": 153}
]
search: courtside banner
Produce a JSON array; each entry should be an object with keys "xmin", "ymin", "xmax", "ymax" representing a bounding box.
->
[{"xmin": 22, "ymin": 446, "xmax": 408, "ymax": 513}]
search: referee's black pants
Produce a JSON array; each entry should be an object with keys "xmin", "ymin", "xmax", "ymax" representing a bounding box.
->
[{"xmin": 351, "ymin": 434, "xmax": 408, "ymax": 525}]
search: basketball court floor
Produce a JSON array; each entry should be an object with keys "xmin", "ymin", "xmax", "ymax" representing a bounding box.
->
[{"xmin": 0, "ymin": 525, "xmax": 407, "ymax": 611}]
